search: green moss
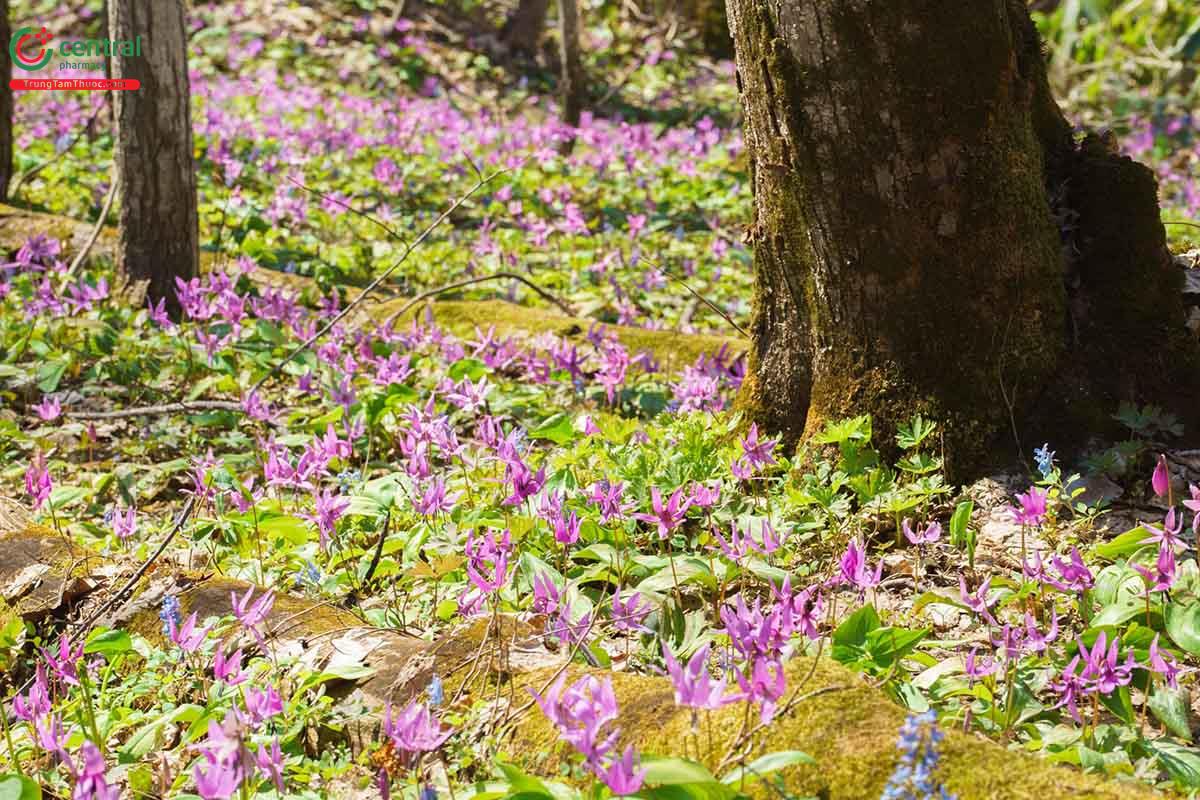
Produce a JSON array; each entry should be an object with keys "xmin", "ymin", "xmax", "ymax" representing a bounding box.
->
[{"xmin": 506, "ymin": 658, "xmax": 1166, "ymax": 799}]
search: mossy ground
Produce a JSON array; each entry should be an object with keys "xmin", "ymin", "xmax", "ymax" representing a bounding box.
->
[{"xmin": 504, "ymin": 657, "xmax": 1167, "ymax": 799}]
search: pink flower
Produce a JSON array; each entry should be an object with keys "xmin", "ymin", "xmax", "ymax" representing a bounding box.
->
[
  {"xmin": 382, "ymin": 700, "xmax": 452, "ymax": 754},
  {"xmin": 1012, "ymin": 486, "xmax": 1048, "ymax": 527},
  {"xmin": 834, "ymin": 537, "xmax": 883, "ymax": 593},
  {"xmin": 663, "ymin": 643, "xmax": 740, "ymax": 710},
  {"xmin": 1152, "ymin": 454, "xmax": 1170, "ymax": 498},
  {"xmin": 24, "ymin": 451, "xmax": 52, "ymax": 510},
  {"xmin": 634, "ymin": 486, "xmax": 689, "ymax": 539},
  {"xmin": 169, "ymin": 612, "xmax": 211, "ymax": 653},
  {"xmin": 33, "ymin": 395, "xmax": 62, "ymax": 421},
  {"xmin": 903, "ymin": 519, "xmax": 942, "ymax": 546}
]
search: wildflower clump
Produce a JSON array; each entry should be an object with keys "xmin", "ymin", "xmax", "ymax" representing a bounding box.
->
[{"xmin": 880, "ymin": 711, "xmax": 956, "ymax": 800}]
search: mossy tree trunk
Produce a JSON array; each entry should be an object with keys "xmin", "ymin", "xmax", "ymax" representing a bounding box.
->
[
  {"xmin": 109, "ymin": 0, "xmax": 199, "ymax": 314},
  {"xmin": 501, "ymin": 0, "xmax": 550, "ymax": 59},
  {"xmin": 556, "ymin": 0, "xmax": 585, "ymax": 153},
  {"xmin": 0, "ymin": 0, "xmax": 13, "ymax": 202},
  {"xmin": 728, "ymin": 0, "xmax": 1200, "ymax": 475}
]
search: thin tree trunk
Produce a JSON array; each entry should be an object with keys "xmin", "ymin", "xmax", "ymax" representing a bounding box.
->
[
  {"xmin": 556, "ymin": 0, "xmax": 584, "ymax": 153},
  {"xmin": 501, "ymin": 0, "xmax": 550, "ymax": 59},
  {"xmin": 0, "ymin": 0, "xmax": 13, "ymax": 203},
  {"xmin": 727, "ymin": 0, "xmax": 1200, "ymax": 475},
  {"xmin": 109, "ymin": 0, "xmax": 198, "ymax": 313}
]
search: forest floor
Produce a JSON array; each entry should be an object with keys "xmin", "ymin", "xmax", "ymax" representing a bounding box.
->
[{"xmin": 2, "ymin": 0, "xmax": 1200, "ymax": 798}]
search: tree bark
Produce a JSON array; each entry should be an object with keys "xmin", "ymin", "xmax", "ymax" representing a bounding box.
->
[
  {"xmin": 556, "ymin": 0, "xmax": 585, "ymax": 153},
  {"xmin": 727, "ymin": 0, "xmax": 1200, "ymax": 476},
  {"xmin": 108, "ymin": 0, "xmax": 199, "ymax": 313},
  {"xmin": 0, "ymin": 0, "xmax": 13, "ymax": 203},
  {"xmin": 501, "ymin": 0, "xmax": 551, "ymax": 59}
]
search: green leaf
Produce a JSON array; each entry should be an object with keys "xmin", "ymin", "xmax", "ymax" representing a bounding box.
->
[
  {"xmin": 1147, "ymin": 740, "xmax": 1200, "ymax": 788},
  {"xmin": 643, "ymin": 757, "xmax": 720, "ymax": 785},
  {"xmin": 1091, "ymin": 598, "xmax": 1146, "ymax": 628},
  {"xmin": 84, "ymin": 628, "xmax": 133, "ymax": 657},
  {"xmin": 1149, "ymin": 686, "xmax": 1193, "ymax": 741},
  {"xmin": 1165, "ymin": 602, "xmax": 1200, "ymax": 656},
  {"xmin": 448, "ymin": 358, "xmax": 487, "ymax": 381},
  {"xmin": 721, "ymin": 750, "xmax": 814, "ymax": 786},
  {"xmin": 530, "ymin": 413, "xmax": 576, "ymax": 446},
  {"xmin": 832, "ymin": 604, "xmax": 880, "ymax": 650},
  {"xmin": 1095, "ymin": 527, "xmax": 1154, "ymax": 561},
  {"xmin": 0, "ymin": 776, "xmax": 40, "ymax": 800},
  {"xmin": 949, "ymin": 500, "xmax": 974, "ymax": 547},
  {"xmin": 865, "ymin": 626, "xmax": 930, "ymax": 668},
  {"xmin": 36, "ymin": 360, "xmax": 68, "ymax": 393},
  {"xmin": 118, "ymin": 704, "xmax": 203, "ymax": 762}
]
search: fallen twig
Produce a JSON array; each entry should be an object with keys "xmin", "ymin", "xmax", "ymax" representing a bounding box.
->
[
  {"xmin": 78, "ymin": 495, "xmax": 197, "ymax": 632},
  {"xmin": 641, "ymin": 255, "xmax": 748, "ymax": 338},
  {"xmin": 379, "ymin": 271, "xmax": 576, "ymax": 330},
  {"xmin": 248, "ymin": 157, "xmax": 517, "ymax": 396},
  {"xmin": 64, "ymin": 171, "xmax": 118, "ymax": 280},
  {"xmin": 65, "ymin": 400, "xmax": 244, "ymax": 420}
]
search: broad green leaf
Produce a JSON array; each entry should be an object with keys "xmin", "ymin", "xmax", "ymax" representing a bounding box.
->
[
  {"xmin": 1165, "ymin": 602, "xmax": 1200, "ymax": 656},
  {"xmin": 642, "ymin": 757, "xmax": 720, "ymax": 785},
  {"xmin": 1095, "ymin": 527, "xmax": 1154, "ymax": 561},
  {"xmin": 720, "ymin": 750, "xmax": 814, "ymax": 786},
  {"xmin": 1149, "ymin": 686, "xmax": 1193, "ymax": 741},
  {"xmin": 1148, "ymin": 740, "xmax": 1200, "ymax": 788},
  {"xmin": 530, "ymin": 413, "xmax": 576, "ymax": 445},
  {"xmin": 0, "ymin": 776, "xmax": 39, "ymax": 800},
  {"xmin": 119, "ymin": 704, "xmax": 203, "ymax": 761},
  {"xmin": 84, "ymin": 628, "xmax": 133, "ymax": 657},
  {"xmin": 832, "ymin": 604, "xmax": 880, "ymax": 650}
]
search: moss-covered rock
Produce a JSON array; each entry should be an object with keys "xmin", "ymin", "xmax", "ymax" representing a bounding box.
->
[
  {"xmin": 0, "ymin": 522, "xmax": 101, "ymax": 622},
  {"xmin": 504, "ymin": 657, "xmax": 1166, "ymax": 799}
]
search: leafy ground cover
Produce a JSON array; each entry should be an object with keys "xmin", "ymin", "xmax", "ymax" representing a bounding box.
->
[{"xmin": 2, "ymin": 1, "xmax": 1200, "ymax": 799}]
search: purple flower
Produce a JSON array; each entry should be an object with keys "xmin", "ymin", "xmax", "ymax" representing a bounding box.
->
[
  {"xmin": 1023, "ymin": 607, "xmax": 1059, "ymax": 655},
  {"xmin": 24, "ymin": 451, "xmax": 53, "ymax": 511},
  {"xmin": 611, "ymin": 592, "xmax": 653, "ymax": 634},
  {"xmin": 634, "ymin": 486, "xmax": 689, "ymax": 539},
  {"xmin": 903, "ymin": 519, "xmax": 942, "ymax": 546},
  {"xmin": 382, "ymin": 700, "xmax": 453, "ymax": 754},
  {"xmin": 964, "ymin": 648, "xmax": 998, "ymax": 683},
  {"xmin": 231, "ymin": 586, "xmax": 275, "ymax": 647},
  {"xmin": 532, "ymin": 572, "xmax": 561, "ymax": 616},
  {"xmin": 1147, "ymin": 635, "xmax": 1180, "ymax": 689},
  {"xmin": 1140, "ymin": 508, "xmax": 1187, "ymax": 553},
  {"xmin": 71, "ymin": 741, "xmax": 119, "ymax": 800},
  {"xmin": 34, "ymin": 395, "xmax": 62, "ymax": 421},
  {"xmin": 1134, "ymin": 543, "xmax": 1177, "ymax": 593},
  {"xmin": 958, "ymin": 576, "xmax": 998, "ymax": 625},
  {"xmin": 1152, "ymin": 454, "xmax": 1170, "ymax": 498},
  {"xmin": 530, "ymin": 673, "xmax": 621, "ymax": 770},
  {"xmin": 834, "ymin": 537, "xmax": 883, "ymax": 593},
  {"xmin": 587, "ymin": 480, "xmax": 634, "ymax": 524},
  {"xmin": 1047, "ymin": 548, "xmax": 1094, "ymax": 594},
  {"xmin": 413, "ymin": 476, "xmax": 462, "ymax": 517},
  {"xmin": 213, "ymin": 646, "xmax": 246, "ymax": 685},
  {"xmin": 109, "ymin": 505, "xmax": 137, "ymax": 540},
  {"xmin": 1012, "ymin": 486, "xmax": 1048, "ymax": 527},
  {"xmin": 1077, "ymin": 631, "xmax": 1136, "ymax": 694},
  {"xmin": 243, "ymin": 686, "xmax": 283, "ymax": 725},
  {"xmin": 255, "ymin": 738, "xmax": 285, "ymax": 793},
  {"xmin": 598, "ymin": 746, "xmax": 646, "ymax": 796},
  {"xmin": 735, "ymin": 656, "xmax": 786, "ymax": 723},
  {"xmin": 41, "ymin": 635, "xmax": 84, "ymax": 687},
  {"xmin": 169, "ymin": 612, "xmax": 211, "ymax": 654},
  {"xmin": 301, "ymin": 488, "xmax": 350, "ymax": 551},
  {"xmin": 663, "ymin": 643, "xmax": 740, "ymax": 710},
  {"xmin": 1184, "ymin": 484, "xmax": 1200, "ymax": 534}
]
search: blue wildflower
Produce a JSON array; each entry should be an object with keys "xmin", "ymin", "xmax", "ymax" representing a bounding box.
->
[
  {"xmin": 336, "ymin": 469, "xmax": 361, "ymax": 492},
  {"xmin": 880, "ymin": 711, "xmax": 956, "ymax": 800},
  {"xmin": 294, "ymin": 560, "xmax": 322, "ymax": 588},
  {"xmin": 1033, "ymin": 443, "xmax": 1056, "ymax": 479},
  {"xmin": 427, "ymin": 674, "xmax": 444, "ymax": 707},
  {"xmin": 159, "ymin": 595, "xmax": 182, "ymax": 635},
  {"xmin": 420, "ymin": 786, "xmax": 437, "ymax": 800}
]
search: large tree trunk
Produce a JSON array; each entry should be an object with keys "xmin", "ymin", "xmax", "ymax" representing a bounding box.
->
[
  {"xmin": 501, "ymin": 0, "xmax": 551, "ymax": 59},
  {"xmin": 728, "ymin": 0, "xmax": 1200, "ymax": 476},
  {"xmin": 0, "ymin": 0, "xmax": 13, "ymax": 202},
  {"xmin": 109, "ymin": 0, "xmax": 199, "ymax": 313},
  {"xmin": 556, "ymin": 0, "xmax": 585, "ymax": 153}
]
